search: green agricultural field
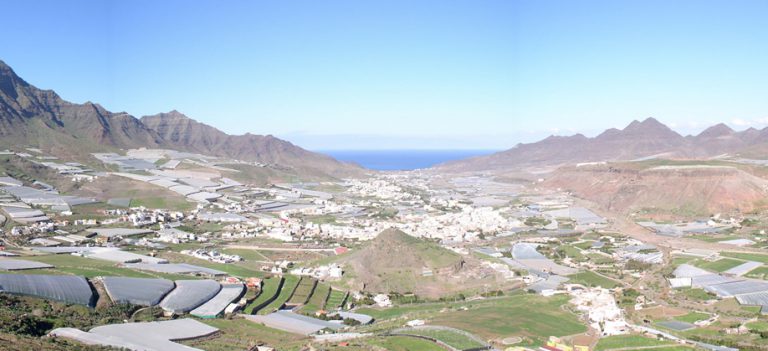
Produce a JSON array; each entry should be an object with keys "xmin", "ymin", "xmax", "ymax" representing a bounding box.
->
[
  {"xmin": 21, "ymin": 254, "xmax": 191, "ymax": 280},
  {"xmin": 721, "ymin": 252, "xmax": 768, "ymax": 264},
  {"xmin": 288, "ymin": 277, "xmax": 316, "ymax": 305},
  {"xmin": 159, "ymin": 252, "xmax": 266, "ymax": 279},
  {"xmin": 694, "ymin": 258, "xmax": 744, "ymax": 272},
  {"xmin": 558, "ymin": 245, "xmax": 587, "ymax": 261},
  {"xmin": 302, "ymin": 283, "xmax": 330, "ymax": 313},
  {"xmin": 569, "ymin": 271, "xmax": 621, "ymax": 288},
  {"xmin": 367, "ymin": 336, "xmax": 445, "ymax": 351},
  {"xmin": 402, "ymin": 328, "xmax": 486, "ymax": 350},
  {"xmin": 747, "ymin": 320, "xmax": 768, "ymax": 332},
  {"xmin": 595, "ymin": 335, "xmax": 676, "ymax": 351},
  {"xmin": 259, "ymin": 275, "xmax": 300, "ymax": 314},
  {"xmin": 244, "ymin": 277, "xmax": 282, "ymax": 314},
  {"xmin": 677, "ymin": 288, "xmax": 713, "ymax": 301},
  {"xmin": 675, "ymin": 311, "xmax": 710, "ymax": 323},
  {"xmin": 744, "ymin": 266, "xmax": 768, "ymax": 280},
  {"xmin": 574, "ymin": 241, "xmax": 596, "ymax": 250},
  {"xmin": 586, "ymin": 253, "xmax": 614, "ymax": 264},
  {"xmin": 129, "ymin": 196, "xmax": 195, "ymax": 211},
  {"xmin": 220, "ymin": 248, "xmax": 271, "ymax": 262},
  {"xmin": 325, "ymin": 289, "xmax": 348, "ymax": 310},
  {"xmin": 671, "ymin": 255, "xmax": 698, "ymax": 267},
  {"xmin": 397, "ymin": 294, "xmax": 586, "ymax": 345},
  {"xmin": 183, "ymin": 318, "xmax": 307, "ymax": 351}
]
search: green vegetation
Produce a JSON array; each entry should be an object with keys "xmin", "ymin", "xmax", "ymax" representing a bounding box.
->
[
  {"xmin": 259, "ymin": 275, "xmax": 300, "ymax": 314},
  {"xmin": 675, "ymin": 312, "xmax": 709, "ymax": 323},
  {"xmin": 304, "ymin": 214, "xmax": 337, "ymax": 224},
  {"xmin": 325, "ymin": 289, "xmax": 348, "ymax": 310},
  {"xmin": 302, "ymin": 283, "xmax": 330, "ymax": 313},
  {"xmin": 694, "ymin": 258, "xmax": 744, "ymax": 272},
  {"xmin": 746, "ymin": 320, "xmax": 768, "ymax": 332},
  {"xmin": 368, "ymin": 336, "xmax": 445, "ymax": 351},
  {"xmin": 557, "ymin": 245, "xmax": 586, "ymax": 261},
  {"xmin": 429, "ymin": 294, "xmax": 585, "ymax": 344},
  {"xmin": 22, "ymin": 254, "xmax": 190, "ymax": 280},
  {"xmin": 220, "ymin": 248, "xmax": 271, "ymax": 262},
  {"xmin": 671, "ymin": 255, "xmax": 698, "ymax": 267},
  {"xmin": 159, "ymin": 252, "xmax": 266, "ymax": 279},
  {"xmin": 357, "ymin": 294, "xmax": 584, "ymax": 345},
  {"xmin": 402, "ymin": 328, "xmax": 485, "ymax": 350},
  {"xmin": 574, "ymin": 241, "xmax": 596, "ymax": 250},
  {"xmin": 744, "ymin": 266, "xmax": 768, "ymax": 280},
  {"xmin": 586, "ymin": 253, "xmax": 614, "ymax": 264},
  {"xmin": 569, "ymin": 271, "xmax": 621, "ymax": 288},
  {"xmin": 524, "ymin": 217, "xmax": 552, "ymax": 227},
  {"xmin": 677, "ymin": 288, "xmax": 713, "ymax": 301},
  {"xmin": 288, "ymin": 277, "xmax": 316, "ymax": 305},
  {"xmin": 183, "ymin": 318, "xmax": 306, "ymax": 351},
  {"xmin": 244, "ymin": 277, "xmax": 282, "ymax": 314},
  {"xmin": 0, "ymin": 294, "xmax": 136, "ymax": 338},
  {"xmin": 595, "ymin": 334, "xmax": 676, "ymax": 351},
  {"xmin": 129, "ymin": 196, "xmax": 194, "ymax": 211},
  {"xmin": 721, "ymin": 252, "xmax": 768, "ymax": 264}
]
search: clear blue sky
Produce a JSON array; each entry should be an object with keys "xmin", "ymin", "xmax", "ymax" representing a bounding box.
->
[{"xmin": 4, "ymin": 0, "xmax": 768, "ymax": 150}]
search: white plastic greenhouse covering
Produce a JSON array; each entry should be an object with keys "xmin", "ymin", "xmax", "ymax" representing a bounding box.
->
[
  {"xmin": 123, "ymin": 263, "xmax": 226, "ymax": 276},
  {"xmin": 511, "ymin": 242, "xmax": 546, "ymax": 260},
  {"xmin": 0, "ymin": 274, "xmax": 95, "ymax": 306},
  {"xmin": 723, "ymin": 261, "xmax": 763, "ymax": 277},
  {"xmin": 0, "ymin": 258, "xmax": 54, "ymax": 271},
  {"xmin": 50, "ymin": 318, "xmax": 218, "ymax": 351},
  {"xmin": 704, "ymin": 280, "xmax": 768, "ymax": 297},
  {"xmin": 159, "ymin": 280, "xmax": 221, "ymax": 313},
  {"xmin": 102, "ymin": 277, "xmax": 175, "ymax": 306},
  {"xmin": 190, "ymin": 283, "xmax": 244, "ymax": 318},
  {"xmin": 672, "ymin": 264, "xmax": 710, "ymax": 278},
  {"xmin": 735, "ymin": 291, "xmax": 768, "ymax": 309}
]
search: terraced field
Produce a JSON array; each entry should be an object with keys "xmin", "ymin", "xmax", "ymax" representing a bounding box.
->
[
  {"xmin": 326, "ymin": 289, "xmax": 348, "ymax": 310},
  {"xmin": 302, "ymin": 282, "xmax": 330, "ymax": 313},
  {"xmin": 288, "ymin": 277, "xmax": 317, "ymax": 305},
  {"xmin": 259, "ymin": 275, "xmax": 301, "ymax": 315},
  {"xmin": 244, "ymin": 276, "xmax": 282, "ymax": 314}
]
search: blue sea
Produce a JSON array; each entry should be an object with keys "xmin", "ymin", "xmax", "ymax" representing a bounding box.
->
[{"xmin": 320, "ymin": 150, "xmax": 498, "ymax": 171}]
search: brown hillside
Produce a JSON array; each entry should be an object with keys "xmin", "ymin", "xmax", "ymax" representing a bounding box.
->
[
  {"xmin": 337, "ymin": 228, "xmax": 506, "ymax": 298},
  {"xmin": 544, "ymin": 163, "xmax": 768, "ymax": 217}
]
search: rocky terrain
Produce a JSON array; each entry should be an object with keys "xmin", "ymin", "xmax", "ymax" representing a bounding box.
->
[{"xmin": 0, "ymin": 60, "xmax": 360, "ymax": 178}]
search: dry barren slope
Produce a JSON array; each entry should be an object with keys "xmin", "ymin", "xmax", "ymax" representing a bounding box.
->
[
  {"xmin": 544, "ymin": 163, "xmax": 768, "ymax": 216},
  {"xmin": 337, "ymin": 228, "xmax": 504, "ymax": 298}
]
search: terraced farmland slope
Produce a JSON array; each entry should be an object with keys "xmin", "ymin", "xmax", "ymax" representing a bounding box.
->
[
  {"xmin": 259, "ymin": 275, "xmax": 301, "ymax": 315},
  {"xmin": 245, "ymin": 277, "xmax": 282, "ymax": 314}
]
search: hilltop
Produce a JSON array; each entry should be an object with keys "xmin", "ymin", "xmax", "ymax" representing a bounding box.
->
[
  {"xmin": 336, "ymin": 228, "xmax": 504, "ymax": 298},
  {"xmin": 0, "ymin": 59, "xmax": 361, "ymax": 178}
]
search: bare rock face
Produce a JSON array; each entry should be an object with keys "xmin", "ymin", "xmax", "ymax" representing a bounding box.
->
[
  {"xmin": 0, "ymin": 59, "xmax": 360, "ymax": 177},
  {"xmin": 141, "ymin": 111, "xmax": 362, "ymax": 177}
]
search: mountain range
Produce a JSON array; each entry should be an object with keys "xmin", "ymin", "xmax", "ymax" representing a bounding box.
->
[
  {"xmin": 0, "ymin": 59, "xmax": 361, "ymax": 178},
  {"xmin": 440, "ymin": 117, "xmax": 768, "ymax": 171}
]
